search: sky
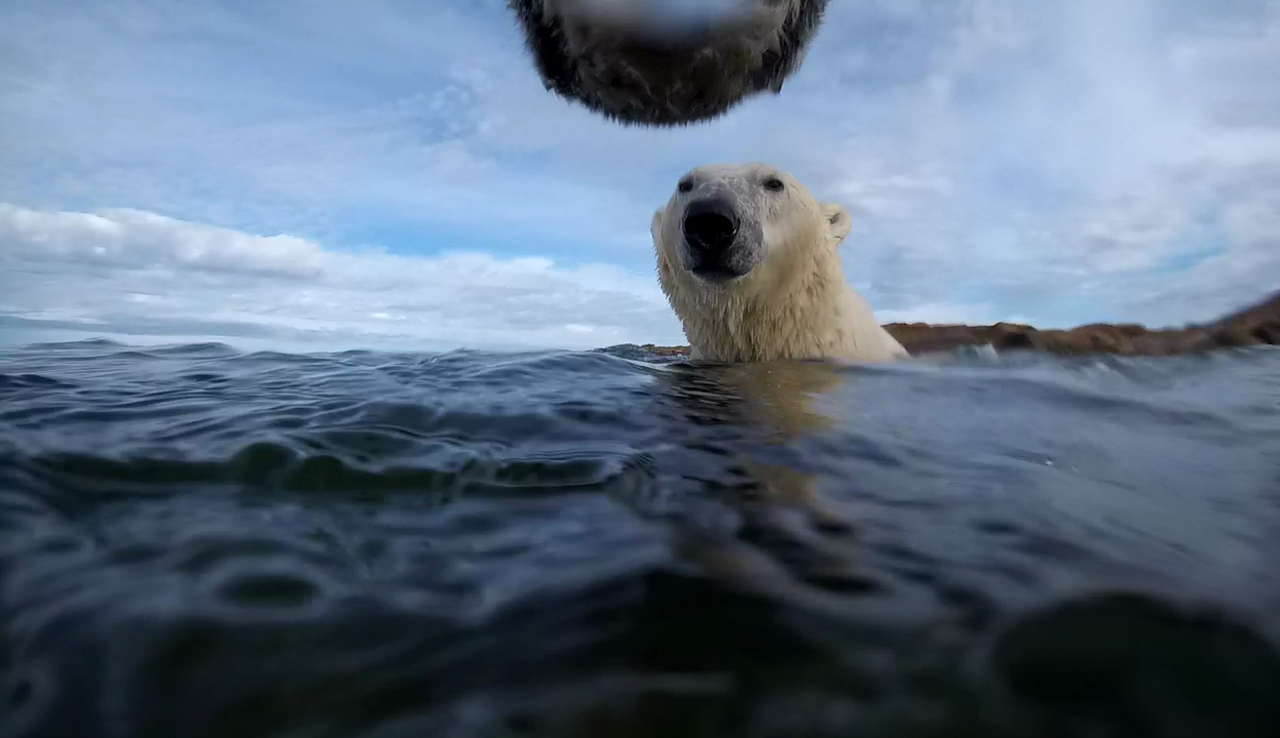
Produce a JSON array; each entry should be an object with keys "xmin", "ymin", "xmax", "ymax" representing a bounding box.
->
[{"xmin": 2, "ymin": 0, "xmax": 1278, "ymax": 352}]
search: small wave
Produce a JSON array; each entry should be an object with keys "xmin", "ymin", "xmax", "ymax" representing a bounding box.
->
[{"xmin": 1, "ymin": 340, "xmax": 1278, "ymax": 737}]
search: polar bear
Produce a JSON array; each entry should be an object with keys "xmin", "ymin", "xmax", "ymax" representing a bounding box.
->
[
  {"xmin": 651, "ymin": 162, "xmax": 909, "ymax": 364},
  {"xmin": 507, "ymin": 0, "xmax": 830, "ymax": 126}
]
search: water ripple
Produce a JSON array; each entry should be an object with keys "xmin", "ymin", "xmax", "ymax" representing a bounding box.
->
[{"xmin": 0, "ymin": 340, "xmax": 1278, "ymax": 737}]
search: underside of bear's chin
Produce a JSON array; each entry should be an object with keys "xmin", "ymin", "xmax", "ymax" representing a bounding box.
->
[
  {"xmin": 690, "ymin": 263, "xmax": 750, "ymax": 284},
  {"xmin": 508, "ymin": 0, "xmax": 830, "ymax": 126}
]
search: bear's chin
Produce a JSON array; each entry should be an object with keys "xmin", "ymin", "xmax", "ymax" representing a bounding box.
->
[{"xmin": 690, "ymin": 265, "xmax": 750, "ymax": 284}]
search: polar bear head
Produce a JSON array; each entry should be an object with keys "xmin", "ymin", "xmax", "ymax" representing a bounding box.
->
[{"xmin": 650, "ymin": 161, "xmax": 852, "ymax": 297}]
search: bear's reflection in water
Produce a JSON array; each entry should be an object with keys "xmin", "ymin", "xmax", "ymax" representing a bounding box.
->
[
  {"xmin": 625, "ymin": 358, "xmax": 1280, "ymax": 738},
  {"xmin": 643, "ymin": 357, "xmax": 881, "ymax": 615}
]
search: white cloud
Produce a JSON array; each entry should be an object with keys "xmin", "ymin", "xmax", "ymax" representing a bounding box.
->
[
  {"xmin": 0, "ymin": 204, "xmax": 327, "ymax": 277},
  {"xmin": 1110, "ymin": 175, "xmax": 1280, "ymax": 326},
  {"xmin": 0, "ymin": 204, "xmax": 683, "ymax": 351},
  {"xmin": 876, "ymin": 302, "xmax": 1004, "ymax": 326}
]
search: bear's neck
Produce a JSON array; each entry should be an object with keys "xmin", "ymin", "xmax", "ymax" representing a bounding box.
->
[{"xmin": 681, "ymin": 248, "xmax": 857, "ymax": 363}]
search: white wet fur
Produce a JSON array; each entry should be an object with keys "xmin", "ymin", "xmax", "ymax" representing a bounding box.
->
[{"xmin": 652, "ymin": 162, "xmax": 910, "ymax": 364}]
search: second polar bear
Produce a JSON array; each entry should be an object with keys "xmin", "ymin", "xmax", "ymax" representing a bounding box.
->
[{"xmin": 651, "ymin": 162, "xmax": 909, "ymax": 364}]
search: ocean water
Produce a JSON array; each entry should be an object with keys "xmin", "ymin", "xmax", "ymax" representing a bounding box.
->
[{"xmin": 1, "ymin": 339, "xmax": 1279, "ymax": 738}]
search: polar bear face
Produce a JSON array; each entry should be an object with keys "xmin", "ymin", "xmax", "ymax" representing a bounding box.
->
[
  {"xmin": 650, "ymin": 162, "xmax": 852, "ymax": 295},
  {"xmin": 649, "ymin": 161, "xmax": 907, "ymax": 364}
]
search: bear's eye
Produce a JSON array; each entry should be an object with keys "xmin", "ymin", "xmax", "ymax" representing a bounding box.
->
[
  {"xmin": 677, "ymin": 179, "xmax": 693, "ymax": 193},
  {"xmin": 763, "ymin": 177, "xmax": 785, "ymax": 192}
]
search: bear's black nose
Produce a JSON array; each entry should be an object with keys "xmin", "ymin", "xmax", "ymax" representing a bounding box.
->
[{"xmin": 682, "ymin": 198, "xmax": 740, "ymax": 255}]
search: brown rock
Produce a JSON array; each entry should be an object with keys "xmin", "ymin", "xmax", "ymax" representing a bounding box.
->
[
  {"xmin": 638, "ymin": 344, "xmax": 692, "ymax": 357},
  {"xmin": 885, "ymin": 292, "xmax": 1280, "ymax": 357},
  {"xmin": 640, "ymin": 291, "xmax": 1280, "ymax": 358}
]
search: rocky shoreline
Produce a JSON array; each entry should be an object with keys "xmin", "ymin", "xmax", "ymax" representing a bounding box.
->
[{"xmin": 631, "ymin": 291, "xmax": 1280, "ymax": 358}]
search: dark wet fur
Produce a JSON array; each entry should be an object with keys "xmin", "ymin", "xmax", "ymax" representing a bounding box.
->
[{"xmin": 508, "ymin": 0, "xmax": 830, "ymax": 125}]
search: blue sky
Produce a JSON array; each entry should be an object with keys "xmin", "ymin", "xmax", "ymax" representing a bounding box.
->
[{"xmin": 2, "ymin": 0, "xmax": 1278, "ymax": 351}]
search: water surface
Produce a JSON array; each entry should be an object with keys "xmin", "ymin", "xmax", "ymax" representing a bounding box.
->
[{"xmin": 2, "ymin": 339, "xmax": 1279, "ymax": 737}]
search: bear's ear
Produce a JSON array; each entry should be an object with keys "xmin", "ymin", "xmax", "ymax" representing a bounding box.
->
[
  {"xmin": 822, "ymin": 203, "xmax": 852, "ymax": 242},
  {"xmin": 650, "ymin": 208, "xmax": 664, "ymax": 240}
]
